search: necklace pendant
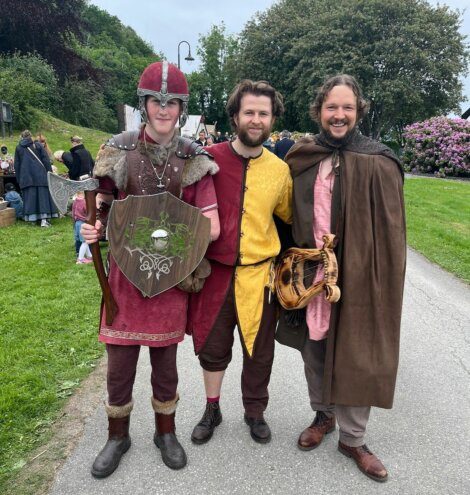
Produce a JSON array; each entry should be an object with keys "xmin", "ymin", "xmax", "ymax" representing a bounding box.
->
[{"xmin": 157, "ymin": 181, "xmax": 165, "ymax": 189}]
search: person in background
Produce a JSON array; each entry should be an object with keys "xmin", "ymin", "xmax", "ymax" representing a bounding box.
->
[
  {"xmin": 274, "ymin": 130, "xmax": 295, "ymax": 160},
  {"xmin": 4, "ymin": 182, "xmax": 24, "ymax": 219},
  {"xmin": 69, "ymin": 136, "xmax": 95, "ymax": 180},
  {"xmin": 262, "ymin": 135, "xmax": 274, "ymax": 151},
  {"xmin": 36, "ymin": 134, "xmax": 54, "ymax": 164},
  {"xmin": 215, "ymin": 131, "xmax": 228, "ymax": 143},
  {"xmin": 206, "ymin": 135, "xmax": 214, "ymax": 146},
  {"xmin": 195, "ymin": 130, "xmax": 207, "ymax": 146},
  {"xmin": 72, "ymin": 191, "xmax": 93, "ymax": 264},
  {"xmin": 14, "ymin": 130, "xmax": 58, "ymax": 227},
  {"xmin": 53, "ymin": 149, "xmax": 74, "ymax": 172}
]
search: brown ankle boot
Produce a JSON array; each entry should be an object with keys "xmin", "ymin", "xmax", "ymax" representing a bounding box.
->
[
  {"xmin": 91, "ymin": 416, "xmax": 131, "ymax": 478},
  {"xmin": 338, "ymin": 442, "xmax": 388, "ymax": 482},
  {"xmin": 152, "ymin": 395, "xmax": 187, "ymax": 470},
  {"xmin": 191, "ymin": 402, "xmax": 222, "ymax": 444},
  {"xmin": 297, "ymin": 411, "xmax": 336, "ymax": 451}
]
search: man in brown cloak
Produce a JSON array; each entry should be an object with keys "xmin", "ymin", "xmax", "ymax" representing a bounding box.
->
[{"xmin": 280, "ymin": 75, "xmax": 406, "ymax": 482}]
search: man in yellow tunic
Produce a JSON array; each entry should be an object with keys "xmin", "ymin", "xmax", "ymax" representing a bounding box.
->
[{"xmin": 188, "ymin": 80, "xmax": 292, "ymax": 444}]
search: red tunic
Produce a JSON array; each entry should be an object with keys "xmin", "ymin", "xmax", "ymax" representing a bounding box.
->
[{"xmin": 98, "ymin": 160, "xmax": 217, "ymax": 348}]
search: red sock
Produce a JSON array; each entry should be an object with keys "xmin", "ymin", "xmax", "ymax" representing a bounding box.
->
[{"xmin": 207, "ymin": 396, "xmax": 220, "ymax": 403}]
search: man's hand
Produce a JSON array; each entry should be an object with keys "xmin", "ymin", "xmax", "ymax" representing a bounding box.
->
[{"xmin": 81, "ymin": 220, "xmax": 103, "ymax": 244}]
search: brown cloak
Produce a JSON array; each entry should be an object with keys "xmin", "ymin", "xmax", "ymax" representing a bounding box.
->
[{"xmin": 284, "ymin": 134, "xmax": 406, "ymax": 409}]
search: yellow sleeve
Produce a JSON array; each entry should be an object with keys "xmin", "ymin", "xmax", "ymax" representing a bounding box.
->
[{"xmin": 274, "ymin": 169, "xmax": 292, "ymax": 224}]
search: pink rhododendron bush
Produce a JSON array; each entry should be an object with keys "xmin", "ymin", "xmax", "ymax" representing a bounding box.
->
[{"xmin": 403, "ymin": 117, "xmax": 470, "ymax": 177}]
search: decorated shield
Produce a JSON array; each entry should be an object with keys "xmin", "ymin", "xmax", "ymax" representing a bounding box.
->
[{"xmin": 107, "ymin": 192, "xmax": 210, "ymax": 297}]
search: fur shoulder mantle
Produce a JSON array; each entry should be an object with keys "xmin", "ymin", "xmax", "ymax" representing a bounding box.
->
[{"xmin": 93, "ymin": 134, "xmax": 218, "ymax": 190}]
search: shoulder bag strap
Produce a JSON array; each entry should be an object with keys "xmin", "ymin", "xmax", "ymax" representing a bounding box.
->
[{"xmin": 26, "ymin": 146, "xmax": 47, "ymax": 170}]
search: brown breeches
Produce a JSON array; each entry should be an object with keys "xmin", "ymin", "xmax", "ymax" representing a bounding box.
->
[
  {"xmin": 106, "ymin": 343, "xmax": 178, "ymax": 406},
  {"xmin": 302, "ymin": 338, "xmax": 371, "ymax": 447},
  {"xmin": 198, "ymin": 284, "xmax": 276, "ymax": 418}
]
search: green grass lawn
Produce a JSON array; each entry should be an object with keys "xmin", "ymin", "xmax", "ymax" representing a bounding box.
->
[
  {"xmin": 404, "ymin": 177, "xmax": 470, "ymax": 284},
  {"xmin": 0, "ymin": 217, "xmax": 103, "ymax": 492}
]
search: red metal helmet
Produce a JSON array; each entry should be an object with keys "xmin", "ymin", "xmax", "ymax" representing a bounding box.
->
[{"xmin": 137, "ymin": 61, "xmax": 189, "ymax": 126}]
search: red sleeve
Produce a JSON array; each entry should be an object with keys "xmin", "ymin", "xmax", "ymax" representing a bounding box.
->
[
  {"xmin": 96, "ymin": 175, "xmax": 117, "ymax": 195},
  {"xmin": 182, "ymin": 174, "xmax": 218, "ymax": 212}
]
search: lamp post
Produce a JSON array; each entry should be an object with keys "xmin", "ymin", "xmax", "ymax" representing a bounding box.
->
[{"xmin": 177, "ymin": 40, "xmax": 194, "ymax": 69}]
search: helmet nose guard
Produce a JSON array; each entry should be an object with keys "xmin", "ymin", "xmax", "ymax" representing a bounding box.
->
[{"xmin": 137, "ymin": 60, "xmax": 189, "ymax": 127}]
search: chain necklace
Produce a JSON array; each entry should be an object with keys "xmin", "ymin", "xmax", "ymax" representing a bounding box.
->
[{"xmin": 143, "ymin": 131, "xmax": 170, "ymax": 190}]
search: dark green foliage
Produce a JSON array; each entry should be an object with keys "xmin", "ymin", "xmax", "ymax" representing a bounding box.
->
[
  {"xmin": 0, "ymin": 0, "xmax": 98, "ymax": 81},
  {"xmin": 0, "ymin": 53, "xmax": 59, "ymax": 129},
  {"xmin": 188, "ymin": 24, "xmax": 240, "ymax": 133},
  {"xmin": 235, "ymin": 0, "xmax": 469, "ymax": 138},
  {"xmin": 0, "ymin": 1, "xmax": 158, "ymax": 131},
  {"xmin": 61, "ymin": 77, "xmax": 116, "ymax": 133},
  {"xmin": 77, "ymin": 5, "xmax": 158, "ymax": 114}
]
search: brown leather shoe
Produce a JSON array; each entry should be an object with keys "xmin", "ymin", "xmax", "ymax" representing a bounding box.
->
[
  {"xmin": 297, "ymin": 411, "xmax": 336, "ymax": 451},
  {"xmin": 191, "ymin": 402, "xmax": 222, "ymax": 444},
  {"xmin": 338, "ymin": 442, "xmax": 388, "ymax": 482}
]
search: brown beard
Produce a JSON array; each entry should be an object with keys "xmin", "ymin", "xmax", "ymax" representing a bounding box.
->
[
  {"xmin": 320, "ymin": 124, "xmax": 357, "ymax": 147},
  {"xmin": 237, "ymin": 125, "xmax": 271, "ymax": 148}
]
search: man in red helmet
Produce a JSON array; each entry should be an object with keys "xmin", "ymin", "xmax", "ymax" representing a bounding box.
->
[{"xmin": 81, "ymin": 60, "xmax": 220, "ymax": 477}]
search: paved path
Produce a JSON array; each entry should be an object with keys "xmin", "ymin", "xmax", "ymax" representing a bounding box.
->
[{"xmin": 50, "ymin": 249, "xmax": 470, "ymax": 495}]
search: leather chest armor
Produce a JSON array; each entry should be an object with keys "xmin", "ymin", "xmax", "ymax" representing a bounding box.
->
[{"xmin": 126, "ymin": 148, "xmax": 185, "ymax": 197}]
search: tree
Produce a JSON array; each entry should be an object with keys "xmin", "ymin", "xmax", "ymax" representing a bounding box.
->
[
  {"xmin": 187, "ymin": 24, "xmax": 239, "ymax": 132},
  {"xmin": 0, "ymin": 53, "xmax": 59, "ymax": 129},
  {"xmin": 79, "ymin": 5, "xmax": 158, "ymax": 110},
  {"xmin": 0, "ymin": 0, "xmax": 99, "ymax": 81},
  {"xmin": 236, "ymin": 0, "xmax": 469, "ymax": 138}
]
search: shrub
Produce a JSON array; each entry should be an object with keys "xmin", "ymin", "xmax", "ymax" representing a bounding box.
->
[
  {"xmin": 0, "ymin": 53, "xmax": 60, "ymax": 129},
  {"xmin": 403, "ymin": 117, "xmax": 470, "ymax": 177},
  {"xmin": 60, "ymin": 77, "xmax": 116, "ymax": 133}
]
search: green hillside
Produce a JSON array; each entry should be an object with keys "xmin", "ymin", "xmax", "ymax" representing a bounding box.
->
[{"xmin": 0, "ymin": 111, "xmax": 111, "ymax": 174}]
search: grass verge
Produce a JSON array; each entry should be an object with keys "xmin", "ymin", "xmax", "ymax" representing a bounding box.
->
[
  {"xmin": 404, "ymin": 177, "xmax": 470, "ymax": 283},
  {"xmin": 0, "ymin": 217, "xmax": 103, "ymax": 493}
]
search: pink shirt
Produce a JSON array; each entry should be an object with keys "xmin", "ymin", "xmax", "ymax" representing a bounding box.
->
[
  {"xmin": 306, "ymin": 159, "xmax": 335, "ymax": 340},
  {"xmin": 72, "ymin": 196, "xmax": 87, "ymax": 222}
]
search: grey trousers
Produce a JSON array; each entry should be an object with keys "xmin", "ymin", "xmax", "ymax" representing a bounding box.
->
[{"xmin": 301, "ymin": 338, "xmax": 371, "ymax": 447}]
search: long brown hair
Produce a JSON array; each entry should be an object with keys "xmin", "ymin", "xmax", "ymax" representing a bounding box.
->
[
  {"xmin": 36, "ymin": 133, "xmax": 53, "ymax": 157},
  {"xmin": 309, "ymin": 74, "xmax": 369, "ymax": 123}
]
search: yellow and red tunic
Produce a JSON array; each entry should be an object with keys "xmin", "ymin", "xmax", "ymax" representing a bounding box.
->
[{"xmin": 189, "ymin": 141, "xmax": 292, "ymax": 356}]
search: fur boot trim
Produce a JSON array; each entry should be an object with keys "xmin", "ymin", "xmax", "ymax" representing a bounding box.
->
[
  {"xmin": 105, "ymin": 399, "xmax": 134, "ymax": 418},
  {"xmin": 182, "ymin": 154, "xmax": 219, "ymax": 188},
  {"xmin": 93, "ymin": 146, "xmax": 128, "ymax": 190},
  {"xmin": 151, "ymin": 393, "xmax": 179, "ymax": 415}
]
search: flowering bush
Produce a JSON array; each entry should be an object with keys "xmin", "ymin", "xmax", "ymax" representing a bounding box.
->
[{"xmin": 403, "ymin": 117, "xmax": 470, "ymax": 177}]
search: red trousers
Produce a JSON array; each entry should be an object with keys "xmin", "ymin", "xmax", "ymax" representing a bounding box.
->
[
  {"xmin": 106, "ymin": 343, "xmax": 178, "ymax": 406},
  {"xmin": 198, "ymin": 284, "xmax": 276, "ymax": 418}
]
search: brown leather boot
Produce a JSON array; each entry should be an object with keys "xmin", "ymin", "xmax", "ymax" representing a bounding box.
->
[
  {"xmin": 91, "ymin": 416, "xmax": 131, "ymax": 478},
  {"xmin": 297, "ymin": 411, "xmax": 336, "ymax": 451},
  {"xmin": 152, "ymin": 395, "xmax": 187, "ymax": 470},
  {"xmin": 154, "ymin": 412, "xmax": 187, "ymax": 470},
  {"xmin": 338, "ymin": 442, "xmax": 388, "ymax": 482},
  {"xmin": 191, "ymin": 402, "xmax": 222, "ymax": 444}
]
